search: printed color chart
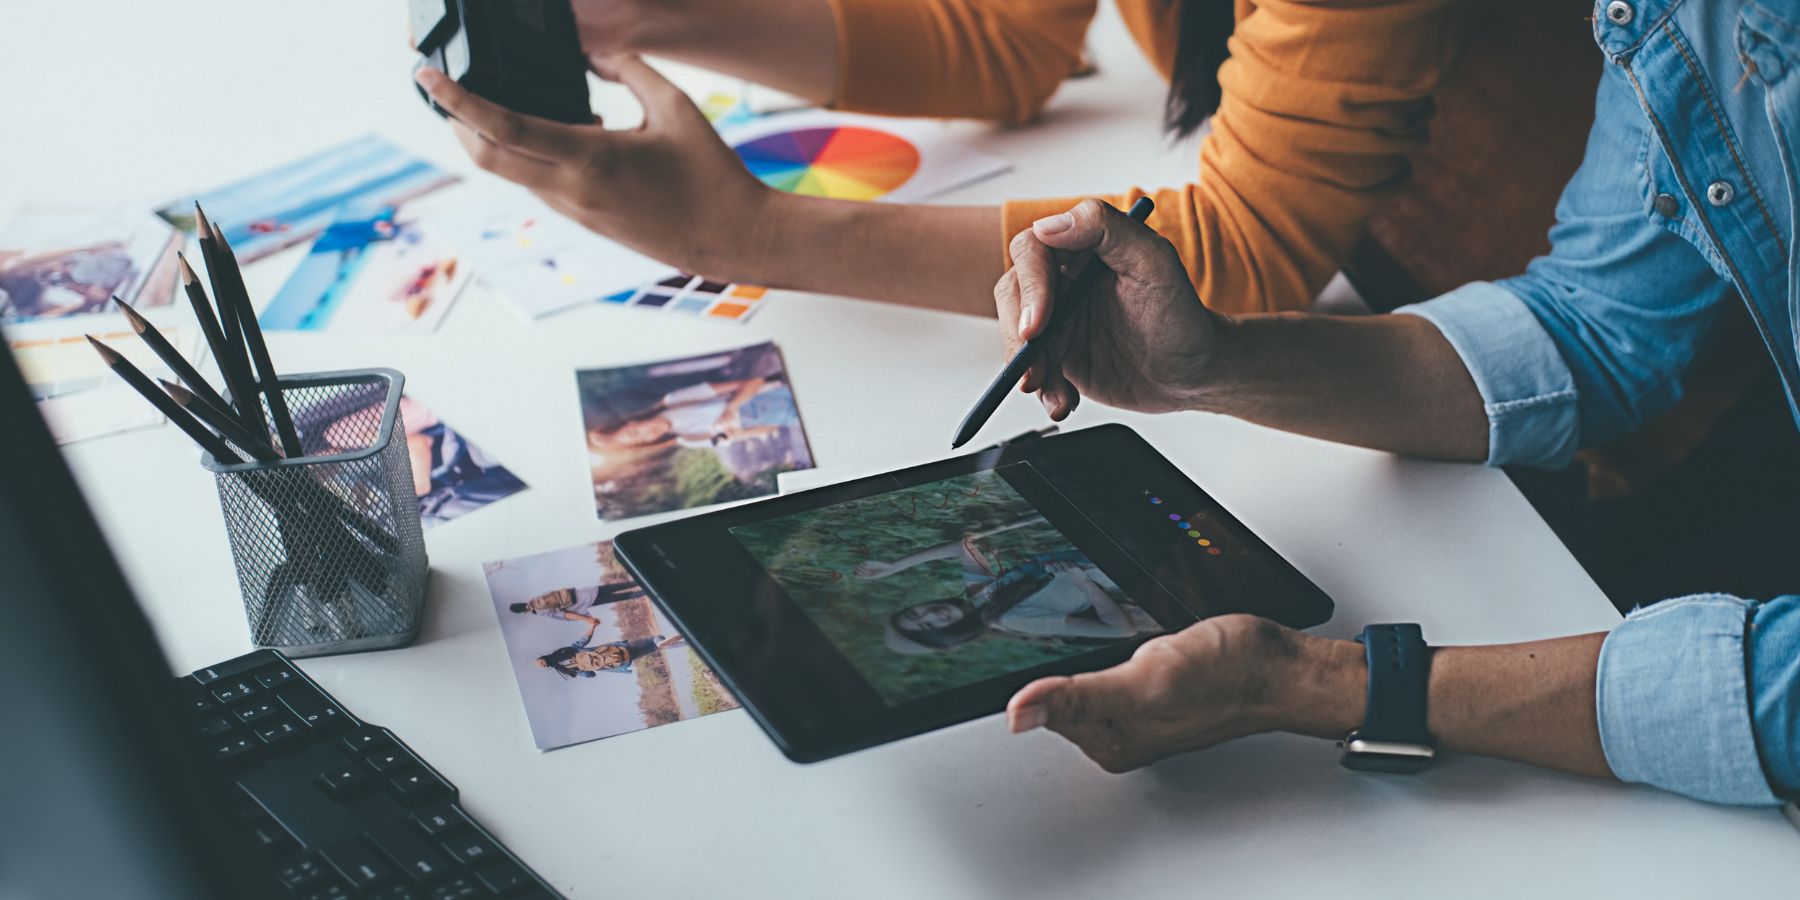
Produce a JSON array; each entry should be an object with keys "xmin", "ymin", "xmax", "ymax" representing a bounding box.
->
[
  {"xmin": 735, "ymin": 127, "xmax": 921, "ymax": 201},
  {"xmin": 602, "ymin": 275, "xmax": 768, "ymax": 321}
]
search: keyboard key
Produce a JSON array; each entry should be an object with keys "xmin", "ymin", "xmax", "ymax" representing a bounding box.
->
[
  {"xmin": 212, "ymin": 734, "xmax": 258, "ymax": 762},
  {"xmin": 322, "ymin": 839, "xmax": 396, "ymax": 889},
  {"xmin": 366, "ymin": 749, "xmax": 412, "ymax": 774},
  {"xmin": 367, "ymin": 885, "xmax": 424, "ymax": 900},
  {"xmin": 198, "ymin": 714, "xmax": 236, "ymax": 737},
  {"xmin": 412, "ymin": 805, "xmax": 469, "ymax": 837},
  {"xmin": 235, "ymin": 698, "xmax": 283, "ymax": 724},
  {"xmin": 276, "ymin": 854, "xmax": 329, "ymax": 890},
  {"xmin": 428, "ymin": 876, "xmax": 484, "ymax": 900},
  {"xmin": 256, "ymin": 667, "xmax": 299, "ymax": 690},
  {"xmin": 299, "ymin": 881, "xmax": 353, "ymax": 900},
  {"xmin": 256, "ymin": 719, "xmax": 304, "ymax": 745},
  {"xmin": 440, "ymin": 832, "xmax": 500, "ymax": 867},
  {"xmin": 211, "ymin": 679, "xmax": 259, "ymax": 704},
  {"xmin": 365, "ymin": 826, "xmax": 453, "ymax": 883},
  {"xmin": 475, "ymin": 860, "xmax": 534, "ymax": 895},
  {"xmin": 319, "ymin": 764, "xmax": 373, "ymax": 800},
  {"xmin": 249, "ymin": 822, "xmax": 298, "ymax": 855},
  {"xmin": 390, "ymin": 771, "xmax": 451, "ymax": 805},
  {"xmin": 188, "ymin": 694, "xmax": 216, "ymax": 714},
  {"xmin": 341, "ymin": 729, "xmax": 392, "ymax": 757},
  {"xmin": 283, "ymin": 689, "xmax": 349, "ymax": 732}
]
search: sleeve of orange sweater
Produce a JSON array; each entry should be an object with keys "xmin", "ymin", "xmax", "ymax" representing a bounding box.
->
[
  {"xmin": 1005, "ymin": 0, "xmax": 1458, "ymax": 313},
  {"xmin": 825, "ymin": 0, "xmax": 1095, "ymax": 124}
]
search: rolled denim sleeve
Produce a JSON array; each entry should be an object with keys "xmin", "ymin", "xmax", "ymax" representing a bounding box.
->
[
  {"xmin": 1396, "ymin": 282, "xmax": 1581, "ymax": 467},
  {"xmin": 1596, "ymin": 594, "xmax": 1796, "ymax": 805}
]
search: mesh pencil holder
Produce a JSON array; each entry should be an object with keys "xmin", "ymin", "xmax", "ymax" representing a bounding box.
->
[{"xmin": 202, "ymin": 368, "xmax": 429, "ymax": 658}]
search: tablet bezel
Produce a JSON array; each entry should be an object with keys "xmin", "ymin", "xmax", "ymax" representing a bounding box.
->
[{"xmin": 615, "ymin": 424, "xmax": 1333, "ymax": 762}]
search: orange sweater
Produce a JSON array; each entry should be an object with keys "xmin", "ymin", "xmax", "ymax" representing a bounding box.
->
[{"xmin": 826, "ymin": 0, "xmax": 1458, "ymax": 313}]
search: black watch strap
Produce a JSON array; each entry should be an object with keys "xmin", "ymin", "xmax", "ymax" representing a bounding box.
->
[{"xmin": 1358, "ymin": 623, "xmax": 1432, "ymax": 744}]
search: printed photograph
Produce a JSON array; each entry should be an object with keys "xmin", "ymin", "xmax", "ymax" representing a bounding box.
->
[
  {"xmin": 577, "ymin": 341, "xmax": 815, "ymax": 521},
  {"xmin": 433, "ymin": 193, "xmax": 667, "ymax": 319},
  {"xmin": 731, "ymin": 468, "xmax": 1164, "ymax": 706},
  {"xmin": 260, "ymin": 206, "xmax": 467, "ymax": 333},
  {"xmin": 482, "ymin": 540, "xmax": 738, "ymax": 750},
  {"xmin": 155, "ymin": 134, "xmax": 457, "ymax": 262},
  {"xmin": 317, "ymin": 394, "xmax": 526, "ymax": 530},
  {"xmin": 0, "ymin": 207, "xmax": 180, "ymax": 324}
]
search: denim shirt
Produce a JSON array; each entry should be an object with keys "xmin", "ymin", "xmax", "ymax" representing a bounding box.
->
[{"xmin": 1399, "ymin": 0, "xmax": 1800, "ymax": 805}]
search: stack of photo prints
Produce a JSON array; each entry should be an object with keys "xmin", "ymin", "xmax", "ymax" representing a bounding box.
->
[{"xmin": 12, "ymin": 98, "xmax": 1012, "ymax": 750}]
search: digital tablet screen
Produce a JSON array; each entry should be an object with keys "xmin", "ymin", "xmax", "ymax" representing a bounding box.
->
[{"xmin": 729, "ymin": 464, "xmax": 1168, "ymax": 707}]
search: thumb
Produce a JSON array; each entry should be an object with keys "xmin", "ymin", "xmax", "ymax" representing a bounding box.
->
[
  {"xmin": 591, "ymin": 54, "xmax": 687, "ymax": 123},
  {"xmin": 1031, "ymin": 197, "xmax": 1167, "ymax": 284},
  {"xmin": 1007, "ymin": 663, "xmax": 1142, "ymax": 733}
]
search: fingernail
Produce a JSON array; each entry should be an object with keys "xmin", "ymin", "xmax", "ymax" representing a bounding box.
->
[
  {"xmin": 1010, "ymin": 704, "xmax": 1048, "ymax": 734},
  {"xmin": 1018, "ymin": 304, "xmax": 1036, "ymax": 337},
  {"xmin": 414, "ymin": 67, "xmax": 442, "ymax": 90},
  {"xmin": 1034, "ymin": 213, "xmax": 1073, "ymax": 235}
]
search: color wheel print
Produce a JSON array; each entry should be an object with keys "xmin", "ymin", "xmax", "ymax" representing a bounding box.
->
[{"xmin": 733, "ymin": 127, "xmax": 922, "ymax": 201}]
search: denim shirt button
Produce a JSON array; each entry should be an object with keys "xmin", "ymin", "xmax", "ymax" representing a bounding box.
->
[
  {"xmin": 1707, "ymin": 181, "xmax": 1735, "ymax": 207},
  {"xmin": 1654, "ymin": 193, "xmax": 1681, "ymax": 217},
  {"xmin": 1606, "ymin": 1, "xmax": 1634, "ymax": 25}
]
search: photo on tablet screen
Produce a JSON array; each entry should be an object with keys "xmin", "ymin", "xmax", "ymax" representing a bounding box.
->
[{"xmin": 730, "ymin": 467, "xmax": 1165, "ymax": 706}]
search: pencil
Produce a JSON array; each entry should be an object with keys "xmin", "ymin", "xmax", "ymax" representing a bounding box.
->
[
  {"xmin": 194, "ymin": 204, "xmax": 263, "ymax": 435},
  {"xmin": 950, "ymin": 197, "xmax": 1155, "ymax": 449},
  {"xmin": 176, "ymin": 252, "xmax": 240, "ymax": 403},
  {"xmin": 209, "ymin": 220, "xmax": 302, "ymax": 457},
  {"xmin": 114, "ymin": 296, "xmax": 236, "ymax": 420},
  {"xmin": 86, "ymin": 336, "xmax": 243, "ymax": 464},
  {"xmin": 159, "ymin": 378, "xmax": 282, "ymax": 463}
]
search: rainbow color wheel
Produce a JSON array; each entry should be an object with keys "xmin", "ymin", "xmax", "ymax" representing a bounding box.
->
[{"xmin": 734, "ymin": 127, "xmax": 921, "ymax": 201}]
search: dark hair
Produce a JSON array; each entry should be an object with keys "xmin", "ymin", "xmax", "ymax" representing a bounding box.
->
[
  {"xmin": 538, "ymin": 646, "xmax": 582, "ymax": 679},
  {"xmin": 889, "ymin": 599, "xmax": 987, "ymax": 648},
  {"xmin": 1164, "ymin": 0, "xmax": 1237, "ymax": 139},
  {"xmin": 508, "ymin": 602, "xmax": 528, "ymax": 613}
]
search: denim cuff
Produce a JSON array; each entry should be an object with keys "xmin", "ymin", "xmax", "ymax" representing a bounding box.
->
[
  {"xmin": 1597, "ymin": 595, "xmax": 1780, "ymax": 805},
  {"xmin": 1396, "ymin": 282, "xmax": 1581, "ymax": 468}
]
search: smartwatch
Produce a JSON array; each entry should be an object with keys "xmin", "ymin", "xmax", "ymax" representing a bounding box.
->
[{"xmin": 1338, "ymin": 623, "xmax": 1436, "ymax": 773}]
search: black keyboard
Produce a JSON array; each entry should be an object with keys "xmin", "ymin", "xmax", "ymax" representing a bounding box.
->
[{"xmin": 182, "ymin": 649, "xmax": 561, "ymax": 899}]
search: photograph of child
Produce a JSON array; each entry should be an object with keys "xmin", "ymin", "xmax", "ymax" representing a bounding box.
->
[
  {"xmin": 577, "ymin": 341, "xmax": 815, "ymax": 521},
  {"xmin": 318, "ymin": 394, "xmax": 526, "ymax": 530},
  {"xmin": 483, "ymin": 540, "xmax": 738, "ymax": 750},
  {"xmin": 154, "ymin": 134, "xmax": 457, "ymax": 262},
  {"xmin": 0, "ymin": 208, "xmax": 179, "ymax": 324},
  {"xmin": 260, "ymin": 205, "xmax": 467, "ymax": 333},
  {"xmin": 731, "ymin": 468, "xmax": 1164, "ymax": 706}
]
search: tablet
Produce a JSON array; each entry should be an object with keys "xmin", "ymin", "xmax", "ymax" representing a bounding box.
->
[{"xmin": 614, "ymin": 424, "xmax": 1332, "ymax": 762}]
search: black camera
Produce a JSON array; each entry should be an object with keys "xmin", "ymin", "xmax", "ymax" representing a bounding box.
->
[{"xmin": 410, "ymin": 0, "xmax": 592, "ymax": 124}]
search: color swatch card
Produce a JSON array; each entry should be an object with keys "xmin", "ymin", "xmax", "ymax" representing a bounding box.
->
[
  {"xmin": 262, "ymin": 206, "xmax": 468, "ymax": 333},
  {"xmin": 721, "ymin": 111, "xmax": 1011, "ymax": 204},
  {"xmin": 432, "ymin": 193, "xmax": 668, "ymax": 319},
  {"xmin": 155, "ymin": 134, "xmax": 458, "ymax": 263},
  {"xmin": 600, "ymin": 274, "xmax": 769, "ymax": 322}
]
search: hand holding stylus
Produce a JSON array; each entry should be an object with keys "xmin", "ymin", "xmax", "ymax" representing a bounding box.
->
[{"xmin": 992, "ymin": 198, "xmax": 1224, "ymax": 421}]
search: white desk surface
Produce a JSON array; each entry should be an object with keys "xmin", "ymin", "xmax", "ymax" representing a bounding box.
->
[{"xmin": 7, "ymin": 1, "xmax": 1796, "ymax": 896}]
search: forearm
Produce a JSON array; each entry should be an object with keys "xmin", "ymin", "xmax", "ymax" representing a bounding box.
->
[
  {"xmin": 1192, "ymin": 313, "xmax": 1488, "ymax": 461},
  {"xmin": 611, "ymin": 0, "xmax": 838, "ymax": 101},
  {"xmin": 1274, "ymin": 631, "xmax": 1613, "ymax": 779},
  {"xmin": 746, "ymin": 192, "xmax": 1003, "ymax": 314}
]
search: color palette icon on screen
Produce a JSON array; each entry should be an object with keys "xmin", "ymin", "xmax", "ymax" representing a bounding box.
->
[
  {"xmin": 734, "ymin": 126, "xmax": 922, "ymax": 201},
  {"xmin": 602, "ymin": 274, "xmax": 769, "ymax": 321},
  {"xmin": 1149, "ymin": 494, "xmax": 1221, "ymax": 556}
]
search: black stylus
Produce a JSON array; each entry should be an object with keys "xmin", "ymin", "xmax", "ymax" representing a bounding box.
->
[{"xmin": 950, "ymin": 196, "xmax": 1154, "ymax": 449}]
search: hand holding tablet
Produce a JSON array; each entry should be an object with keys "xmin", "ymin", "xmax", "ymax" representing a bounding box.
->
[{"xmin": 616, "ymin": 425, "xmax": 1332, "ymax": 762}]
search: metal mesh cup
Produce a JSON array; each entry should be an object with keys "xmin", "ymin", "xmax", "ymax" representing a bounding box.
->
[{"xmin": 201, "ymin": 368, "xmax": 429, "ymax": 657}]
